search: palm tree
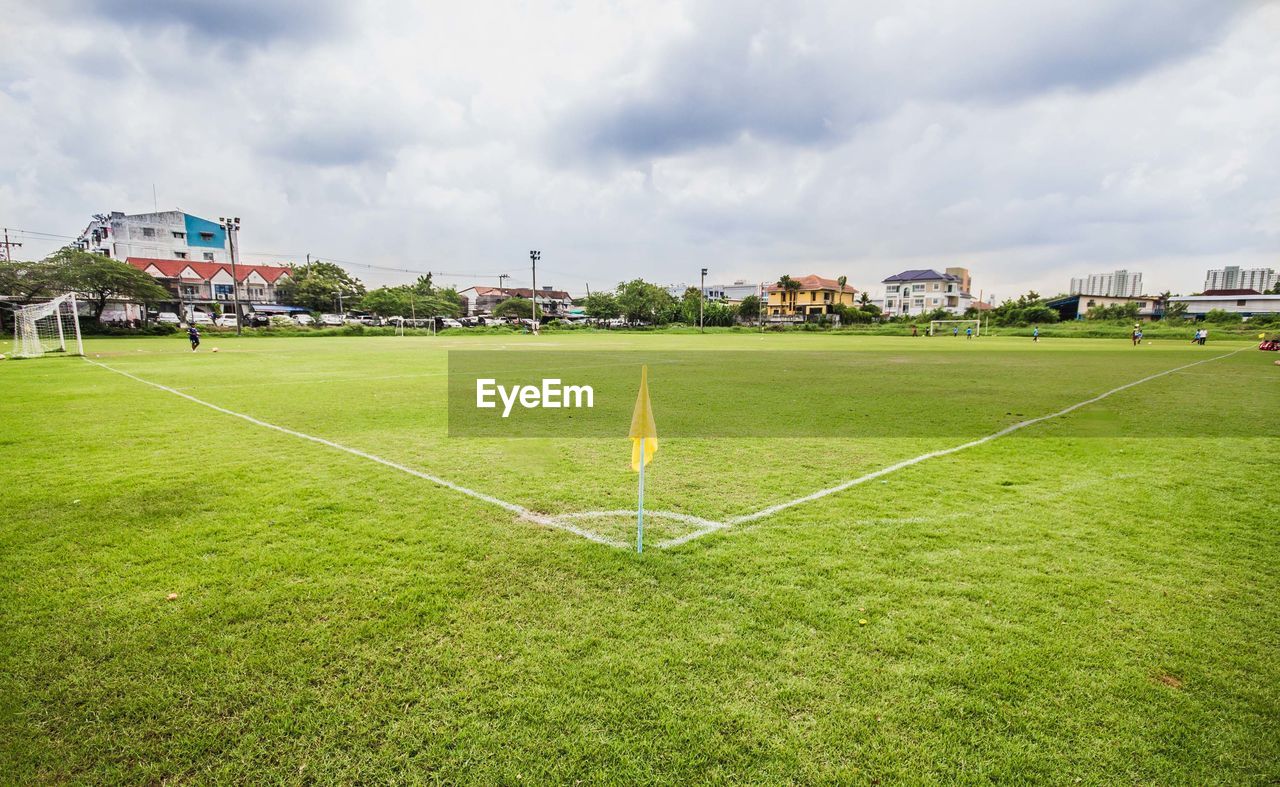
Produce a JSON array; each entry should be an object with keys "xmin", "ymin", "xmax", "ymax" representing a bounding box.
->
[
  {"xmin": 858, "ymin": 291, "xmax": 871, "ymax": 307},
  {"xmin": 776, "ymin": 274, "xmax": 801, "ymax": 316}
]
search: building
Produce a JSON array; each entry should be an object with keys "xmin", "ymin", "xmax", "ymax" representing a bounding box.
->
[
  {"xmin": 1044, "ymin": 293, "xmax": 1162, "ymax": 321},
  {"xmin": 1204, "ymin": 266, "xmax": 1276, "ymax": 293},
  {"xmin": 457, "ymin": 285, "xmax": 573, "ymax": 317},
  {"xmin": 664, "ymin": 283, "xmax": 728, "ymax": 301},
  {"xmin": 1168, "ymin": 293, "xmax": 1280, "ymax": 319},
  {"xmin": 126, "ymin": 257, "xmax": 292, "ymax": 320},
  {"xmin": 78, "ymin": 210, "xmax": 230, "ymax": 263},
  {"xmin": 766, "ymin": 275, "xmax": 857, "ymax": 321},
  {"xmin": 881, "ymin": 269, "xmax": 973, "ymax": 317},
  {"xmin": 1069, "ymin": 269, "xmax": 1144, "ymax": 298}
]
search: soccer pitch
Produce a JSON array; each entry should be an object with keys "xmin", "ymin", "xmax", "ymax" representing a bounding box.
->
[{"xmin": 3, "ymin": 332, "xmax": 1278, "ymax": 782}]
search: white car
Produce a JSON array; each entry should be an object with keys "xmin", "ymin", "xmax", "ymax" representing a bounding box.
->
[
  {"xmin": 319, "ymin": 313, "xmax": 345, "ymax": 327},
  {"xmin": 292, "ymin": 313, "xmax": 315, "ymax": 326},
  {"xmin": 439, "ymin": 318, "xmax": 463, "ymax": 329},
  {"xmin": 155, "ymin": 312, "xmax": 182, "ymax": 325},
  {"xmin": 190, "ymin": 312, "xmax": 214, "ymax": 325},
  {"xmin": 215, "ymin": 314, "xmax": 240, "ymax": 328}
]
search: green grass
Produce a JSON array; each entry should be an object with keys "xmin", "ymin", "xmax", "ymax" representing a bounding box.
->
[{"xmin": 2, "ymin": 332, "xmax": 1277, "ymax": 783}]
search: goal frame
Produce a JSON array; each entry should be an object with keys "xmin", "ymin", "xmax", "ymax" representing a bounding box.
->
[
  {"xmin": 928, "ymin": 319, "xmax": 981, "ymax": 337},
  {"xmin": 11, "ymin": 293, "xmax": 84, "ymax": 358}
]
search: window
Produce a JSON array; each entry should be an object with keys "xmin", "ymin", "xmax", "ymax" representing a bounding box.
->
[
  {"xmin": 823, "ymin": 292, "xmax": 831, "ymax": 302},
  {"xmin": 886, "ymin": 285, "xmax": 899, "ymax": 293},
  {"xmin": 181, "ymin": 285, "xmax": 199, "ymax": 297},
  {"xmin": 810, "ymin": 292, "xmax": 816, "ymax": 301},
  {"xmin": 172, "ymin": 231, "xmax": 185, "ymax": 239},
  {"xmin": 214, "ymin": 284, "xmax": 234, "ymax": 300},
  {"xmin": 141, "ymin": 227, "xmax": 155, "ymax": 238},
  {"xmin": 931, "ymin": 283, "xmax": 939, "ymax": 290},
  {"xmin": 203, "ymin": 252, "xmax": 214, "ymax": 261},
  {"xmin": 913, "ymin": 298, "xmax": 924, "ymax": 306},
  {"xmin": 174, "ymin": 251, "xmax": 187, "ymax": 259},
  {"xmin": 931, "ymin": 298, "xmax": 940, "ymax": 305},
  {"xmin": 199, "ymin": 231, "xmax": 214, "ymax": 241},
  {"xmin": 1237, "ymin": 299, "xmax": 1247, "ymax": 306},
  {"xmin": 912, "ymin": 284, "xmax": 925, "ymax": 292},
  {"xmin": 886, "ymin": 299, "xmax": 895, "ymax": 308}
]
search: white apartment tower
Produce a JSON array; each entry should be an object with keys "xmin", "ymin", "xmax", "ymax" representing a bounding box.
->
[
  {"xmin": 1203, "ymin": 266, "xmax": 1276, "ymax": 292},
  {"xmin": 1069, "ymin": 269, "xmax": 1144, "ymax": 298}
]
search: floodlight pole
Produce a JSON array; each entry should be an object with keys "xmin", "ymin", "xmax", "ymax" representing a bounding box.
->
[
  {"xmin": 529, "ymin": 250, "xmax": 540, "ymax": 334},
  {"xmin": 699, "ymin": 267, "xmax": 707, "ymax": 333},
  {"xmin": 220, "ymin": 216, "xmax": 243, "ymax": 335}
]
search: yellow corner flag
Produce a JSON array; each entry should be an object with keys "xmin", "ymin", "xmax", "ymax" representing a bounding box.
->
[{"xmin": 629, "ymin": 365, "xmax": 658, "ymax": 471}]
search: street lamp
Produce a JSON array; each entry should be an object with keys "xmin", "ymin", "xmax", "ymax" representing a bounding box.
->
[
  {"xmin": 529, "ymin": 250, "xmax": 540, "ymax": 333},
  {"xmin": 700, "ymin": 267, "xmax": 708, "ymax": 333},
  {"xmin": 219, "ymin": 216, "xmax": 242, "ymax": 336}
]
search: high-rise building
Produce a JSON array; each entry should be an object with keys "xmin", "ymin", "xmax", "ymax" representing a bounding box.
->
[
  {"xmin": 1069, "ymin": 269, "xmax": 1144, "ymax": 298},
  {"xmin": 1203, "ymin": 266, "xmax": 1276, "ymax": 293},
  {"xmin": 77, "ymin": 210, "xmax": 229, "ymax": 263}
]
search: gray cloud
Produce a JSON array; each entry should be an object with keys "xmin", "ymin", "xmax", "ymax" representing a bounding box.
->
[
  {"xmin": 560, "ymin": 0, "xmax": 1254, "ymax": 160},
  {"xmin": 82, "ymin": 0, "xmax": 346, "ymax": 46}
]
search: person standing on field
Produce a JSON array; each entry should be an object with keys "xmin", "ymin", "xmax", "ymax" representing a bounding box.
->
[
  {"xmin": 1199, "ymin": 328, "xmax": 1208, "ymax": 345},
  {"xmin": 187, "ymin": 325, "xmax": 201, "ymax": 352},
  {"xmin": 1033, "ymin": 326, "xmax": 1039, "ymax": 342},
  {"xmin": 911, "ymin": 324, "xmax": 918, "ymax": 337},
  {"xmin": 966, "ymin": 326, "xmax": 973, "ymax": 339},
  {"xmin": 953, "ymin": 326, "xmax": 959, "ymax": 337}
]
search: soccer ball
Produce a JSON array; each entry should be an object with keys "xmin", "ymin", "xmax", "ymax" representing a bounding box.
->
[{"xmin": 211, "ymin": 348, "xmax": 220, "ymax": 353}]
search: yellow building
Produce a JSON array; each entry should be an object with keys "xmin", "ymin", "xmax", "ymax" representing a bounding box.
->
[{"xmin": 767, "ymin": 274, "xmax": 857, "ymax": 320}]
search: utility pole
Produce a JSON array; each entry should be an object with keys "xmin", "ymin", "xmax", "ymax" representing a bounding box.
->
[
  {"xmin": 699, "ymin": 267, "xmax": 708, "ymax": 333},
  {"xmin": 529, "ymin": 250, "xmax": 540, "ymax": 334},
  {"xmin": 219, "ymin": 216, "xmax": 243, "ymax": 336},
  {"xmin": 0, "ymin": 228, "xmax": 20, "ymax": 262},
  {"xmin": 498, "ymin": 273, "xmax": 510, "ymax": 291}
]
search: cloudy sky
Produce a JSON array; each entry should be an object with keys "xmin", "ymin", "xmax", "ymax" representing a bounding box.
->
[{"xmin": 1, "ymin": 0, "xmax": 1277, "ymax": 298}]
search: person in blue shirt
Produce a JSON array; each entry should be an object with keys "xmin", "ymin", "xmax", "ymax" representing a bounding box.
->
[
  {"xmin": 1033, "ymin": 326, "xmax": 1040, "ymax": 342},
  {"xmin": 187, "ymin": 325, "xmax": 201, "ymax": 352},
  {"xmin": 965, "ymin": 326, "xmax": 973, "ymax": 339},
  {"xmin": 953, "ymin": 326, "xmax": 959, "ymax": 337}
]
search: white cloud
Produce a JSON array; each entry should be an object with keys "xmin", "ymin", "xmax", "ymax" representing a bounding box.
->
[{"xmin": 0, "ymin": 0, "xmax": 1275, "ymax": 297}]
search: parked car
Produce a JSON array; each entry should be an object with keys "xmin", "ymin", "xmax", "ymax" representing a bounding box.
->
[
  {"xmin": 358, "ymin": 315, "xmax": 382, "ymax": 326},
  {"xmin": 155, "ymin": 312, "xmax": 182, "ymax": 325},
  {"xmin": 319, "ymin": 313, "xmax": 344, "ymax": 327},
  {"xmin": 459, "ymin": 316, "xmax": 481, "ymax": 327},
  {"xmin": 438, "ymin": 317, "xmax": 463, "ymax": 329},
  {"xmin": 291, "ymin": 313, "xmax": 315, "ymax": 327},
  {"xmin": 188, "ymin": 312, "xmax": 214, "ymax": 326},
  {"xmin": 482, "ymin": 316, "xmax": 507, "ymax": 326},
  {"xmin": 246, "ymin": 313, "xmax": 272, "ymax": 328},
  {"xmin": 215, "ymin": 313, "xmax": 240, "ymax": 328}
]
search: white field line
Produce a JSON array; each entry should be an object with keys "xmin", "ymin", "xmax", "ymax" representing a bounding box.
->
[
  {"xmin": 83, "ymin": 358, "xmax": 627, "ymax": 548},
  {"xmin": 655, "ymin": 348, "xmax": 1247, "ymax": 549}
]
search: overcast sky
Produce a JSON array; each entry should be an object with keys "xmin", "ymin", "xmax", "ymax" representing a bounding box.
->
[{"xmin": 2, "ymin": 0, "xmax": 1277, "ymax": 298}]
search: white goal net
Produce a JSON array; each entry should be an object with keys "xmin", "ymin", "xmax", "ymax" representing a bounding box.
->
[
  {"xmin": 12, "ymin": 294, "xmax": 84, "ymax": 358},
  {"xmin": 928, "ymin": 319, "xmax": 981, "ymax": 337}
]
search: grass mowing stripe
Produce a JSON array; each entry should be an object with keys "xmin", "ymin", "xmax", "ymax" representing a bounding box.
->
[
  {"xmin": 657, "ymin": 347, "xmax": 1247, "ymax": 548},
  {"xmin": 82, "ymin": 358, "xmax": 626, "ymax": 548}
]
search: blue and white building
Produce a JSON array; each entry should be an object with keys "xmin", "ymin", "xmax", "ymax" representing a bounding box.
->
[{"xmin": 77, "ymin": 210, "xmax": 229, "ymax": 263}]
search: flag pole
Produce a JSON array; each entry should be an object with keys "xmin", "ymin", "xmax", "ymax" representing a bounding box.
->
[{"xmin": 637, "ymin": 437, "xmax": 645, "ymax": 553}]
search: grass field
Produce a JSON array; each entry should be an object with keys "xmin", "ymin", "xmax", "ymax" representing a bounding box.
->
[{"xmin": 2, "ymin": 332, "xmax": 1278, "ymax": 782}]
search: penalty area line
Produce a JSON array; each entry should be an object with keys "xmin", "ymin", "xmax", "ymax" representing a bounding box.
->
[
  {"xmin": 82, "ymin": 358, "xmax": 625, "ymax": 548},
  {"xmin": 656, "ymin": 348, "xmax": 1248, "ymax": 549}
]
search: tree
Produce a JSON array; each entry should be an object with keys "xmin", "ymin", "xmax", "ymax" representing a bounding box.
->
[
  {"xmin": 680, "ymin": 286, "xmax": 702, "ymax": 324},
  {"xmin": 776, "ymin": 274, "xmax": 800, "ymax": 313},
  {"xmin": 582, "ymin": 292, "xmax": 621, "ymax": 319},
  {"xmin": 736, "ymin": 294, "xmax": 761, "ymax": 323},
  {"xmin": 361, "ymin": 286, "xmax": 414, "ymax": 317},
  {"xmin": 616, "ymin": 279, "xmax": 676, "ymax": 324},
  {"xmin": 0, "ymin": 260, "xmax": 58, "ymax": 305},
  {"xmin": 45, "ymin": 248, "xmax": 170, "ymax": 320},
  {"xmin": 858, "ymin": 291, "xmax": 871, "ymax": 308},
  {"xmin": 1203, "ymin": 308, "xmax": 1242, "ymax": 324},
  {"xmin": 278, "ymin": 261, "xmax": 365, "ymax": 312},
  {"xmin": 494, "ymin": 297, "xmax": 533, "ymax": 319}
]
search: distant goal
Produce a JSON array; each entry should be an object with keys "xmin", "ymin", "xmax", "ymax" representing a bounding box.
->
[
  {"xmin": 928, "ymin": 319, "xmax": 981, "ymax": 337},
  {"xmin": 11, "ymin": 294, "xmax": 84, "ymax": 358}
]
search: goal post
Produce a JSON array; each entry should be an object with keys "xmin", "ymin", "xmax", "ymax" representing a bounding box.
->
[
  {"xmin": 12, "ymin": 294, "xmax": 84, "ymax": 358},
  {"xmin": 928, "ymin": 319, "xmax": 982, "ymax": 337}
]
